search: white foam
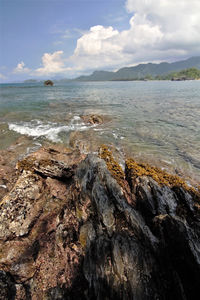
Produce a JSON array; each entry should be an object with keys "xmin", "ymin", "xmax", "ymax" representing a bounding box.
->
[
  {"xmin": 0, "ymin": 185, "xmax": 7, "ymax": 189},
  {"xmin": 8, "ymin": 119, "xmax": 91, "ymax": 142},
  {"xmin": 93, "ymin": 128, "xmax": 102, "ymax": 131},
  {"xmin": 112, "ymin": 132, "xmax": 118, "ymax": 139},
  {"xmin": 73, "ymin": 115, "xmax": 81, "ymax": 121}
]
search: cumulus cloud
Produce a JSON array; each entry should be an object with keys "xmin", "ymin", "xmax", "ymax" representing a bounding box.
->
[
  {"xmin": 34, "ymin": 50, "xmax": 71, "ymax": 76},
  {"xmin": 11, "ymin": 0, "xmax": 200, "ymax": 79},
  {"xmin": 125, "ymin": 0, "xmax": 200, "ymax": 52},
  {"xmin": 71, "ymin": 25, "xmax": 124, "ymax": 70},
  {"xmin": 13, "ymin": 61, "xmax": 30, "ymax": 74},
  {"xmin": 74, "ymin": 26, "xmax": 119, "ymax": 56},
  {"xmin": 69, "ymin": 0, "xmax": 200, "ymax": 71}
]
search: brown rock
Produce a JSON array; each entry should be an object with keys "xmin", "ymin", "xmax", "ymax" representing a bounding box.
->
[
  {"xmin": 44, "ymin": 80, "xmax": 54, "ymax": 86},
  {"xmin": 81, "ymin": 114, "xmax": 104, "ymax": 125},
  {"xmin": 0, "ymin": 145, "xmax": 200, "ymax": 299},
  {"xmin": 16, "ymin": 145, "xmax": 84, "ymax": 178},
  {"xmin": 0, "ymin": 135, "xmax": 40, "ymax": 201}
]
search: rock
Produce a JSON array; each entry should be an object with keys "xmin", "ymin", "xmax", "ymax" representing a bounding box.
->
[
  {"xmin": 154, "ymin": 214, "xmax": 200, "ymax": 299},
  {"xmin": 44, "ymin": 80, "xmax": 54, "ymax": 86},
  {"xmin": 0, "ymin": 135, "xmax": 40, "ymax": 201},
  {"xmin": 16, "ymin": 146, "xmax": 81, "ymax": 180},
  {"xmin": 69, "ymin": 131, "xmax": 106, "ymax": 154},
  {"xmin": 0, "ymin": 145, "xmax": 200, "ymax": 299},
  {"xmin": 81, "ymin": 114, "xmax": 104, "ymax": 125},
  {"xmin": 0, "ymin": 271, "xmax": 16, "ymax": 300}
]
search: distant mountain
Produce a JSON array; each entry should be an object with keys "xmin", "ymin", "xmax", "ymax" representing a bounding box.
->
[
  {"xmin": 23, "ymin": 79, "xmax": 39, "ymax": 83},
  {"xmin": 76, "ymin": 70, "xmax": 115, "ymax": 81},
  {"xmin": 75, "ymin": 56, "xmax": 200, "ymax": 81},
  {"xmin": 54, "ymin": 78, "xmax": 71, "ymax": 83}
]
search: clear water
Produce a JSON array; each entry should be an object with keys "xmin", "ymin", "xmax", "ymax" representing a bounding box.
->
[{"xmin": 0, "ymin": 81, "xmax": 200, "ymax": 183}]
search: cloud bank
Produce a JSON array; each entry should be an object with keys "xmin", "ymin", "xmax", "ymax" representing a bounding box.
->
[{"xmin": 70, "ymin": 0, "xmax": 200, "ymax": 71}]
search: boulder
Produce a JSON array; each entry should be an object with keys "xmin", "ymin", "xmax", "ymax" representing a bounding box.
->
[
  {"xmin": 44, "ymin": 80, "xmax": 54, "ymax": 86},
  {"xmin": 81, "ymin": 114, "xmax": 104, "ymax": 125}
]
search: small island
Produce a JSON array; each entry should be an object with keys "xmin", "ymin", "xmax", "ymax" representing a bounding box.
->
[{"xmin": 44, "ymin": 80, "xmax": 54, "ymax": 86}]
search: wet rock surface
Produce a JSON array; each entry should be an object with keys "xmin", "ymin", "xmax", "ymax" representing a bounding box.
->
[
  {"xmin": 0, "ymin": 136, "xmax": 35, "ymax": 201},
  {"xmin": 0, "ymin": 145, "xmax": 200, "ymax": 299},
  {"xmin": 81, "ymin": 114, "xmax": 104, "ymax": 125}
]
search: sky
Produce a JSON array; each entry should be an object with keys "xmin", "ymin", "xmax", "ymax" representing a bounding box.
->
[{"xmin": 0, "ymin": 0, "xmax": 200, "ymax": 82}]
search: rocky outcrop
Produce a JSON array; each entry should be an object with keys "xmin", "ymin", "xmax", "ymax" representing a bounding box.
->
[
  {"xmin": 0, "ymin": 145, "xmax": 200, "ymax": 299},
  {"xmin": 44, "ymin": 80, "xmax": 54, "ymax": 86}
]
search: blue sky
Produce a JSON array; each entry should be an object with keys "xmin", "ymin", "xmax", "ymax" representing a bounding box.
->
[{"xmin": 0, "ymin": 0, "xmax": 200, "ymax": 82}]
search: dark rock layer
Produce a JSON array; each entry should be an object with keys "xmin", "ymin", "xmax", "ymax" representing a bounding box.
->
[{"xmin": 0, "ymin": 145, "xmax": 200, "ymax": 299}]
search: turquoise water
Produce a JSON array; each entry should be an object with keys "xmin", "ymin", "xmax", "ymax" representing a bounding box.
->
[{"xmin": 0, "ymin": 81, "xmax": 200, "ymax": 182}]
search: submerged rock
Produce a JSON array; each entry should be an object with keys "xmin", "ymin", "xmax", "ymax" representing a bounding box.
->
[
  {"xmin": 81, "ymin": 114, "xmax": 104, "ymax": 125},
  {"xmin": 0, "ymin": 145, "xmax": 200, "ymax": 299}
]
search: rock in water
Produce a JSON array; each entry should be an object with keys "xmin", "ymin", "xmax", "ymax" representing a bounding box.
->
[
  {"xmin": 81, "ymin": 114, "xmax": 104, "ymax": 125},
  {"xmin": 0, "ymin": 145, "xmax": 200, "ymax": 299},
  {"xmin": 44, "ymin": 80, "xmax": 54, "ymax": 86}
]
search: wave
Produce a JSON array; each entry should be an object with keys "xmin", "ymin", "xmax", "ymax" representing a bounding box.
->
[{"xmin": 8, "ymin": 116, "xmax": 90, "ymax": 142}]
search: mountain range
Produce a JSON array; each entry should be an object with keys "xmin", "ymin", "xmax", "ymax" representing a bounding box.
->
[{"xmin": 75, "ymin": 56, "xmax": 200, "ymax": 81}]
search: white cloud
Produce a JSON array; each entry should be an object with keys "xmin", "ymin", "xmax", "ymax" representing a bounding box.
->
[
  {"xmin": 125, "ymin": 0, "xmax": 200, "ymax": 54},
  {"xmin": 74, "ymin": 26, "xmax": 120, "ymax": 56},
  {"xmin": 69, "ymin": 0, "xmax": 200, "ymax": 71},
  {"xmin": 70, "ymin": 25, "xmax": 125, "ymax": 70},
  {"xmin": 13, "ymin": 61, "xmax": 30, "ymax": 74},
  {"xmin": 11, "ymin": 0, "xmax": 200, "ymax": 79},
  {"xmin": 34, "ymin": 50, "xmax": 72, "ymax": 76}
]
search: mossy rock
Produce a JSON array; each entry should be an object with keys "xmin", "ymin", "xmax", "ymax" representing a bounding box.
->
[
  {"xmin": 125, "ymin": 158, "xmax": 200, "ymax": 198},
  {"xmin": 99, "ymin": 145, "xmax": 124, "ymax": 185}
]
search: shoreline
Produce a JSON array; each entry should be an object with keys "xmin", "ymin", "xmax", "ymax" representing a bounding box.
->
[
  {"xmin": 0, "ymin": 142, "xmax": 200, "ymax": 299},
  {"xmin": 1, "ymin": 83, "xmax": 200, "ymax": 189},
  {"xmin": 1, "ymin": 137, "xmax": 199, "ymax": 204},
  {"xmin": 1, "ymin": 78, "xmax": 200, "ymax": 85}
]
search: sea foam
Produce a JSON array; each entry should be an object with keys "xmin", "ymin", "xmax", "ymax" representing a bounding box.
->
[{"xmin": 8, "ymin": 117, "xmax": 90, "ymax": 142}]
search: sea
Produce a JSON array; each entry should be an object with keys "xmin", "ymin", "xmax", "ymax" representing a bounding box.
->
[{"xmin": 0, "ymin": 80, "xmax": 200, "ymax": 184}]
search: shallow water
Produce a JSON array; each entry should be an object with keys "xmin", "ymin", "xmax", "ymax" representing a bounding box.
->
[{"xmin": 0, "ymin": 81, "xmax": 200, "ymax": 183}]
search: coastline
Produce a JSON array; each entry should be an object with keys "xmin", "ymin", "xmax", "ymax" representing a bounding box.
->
[
  {"xmin": 0, "ymin": 142, "xmax": 200, "ymax": 299},
  {"xmin": 1, "ymin": 80, "xmax": 200, "ymax": 189},
  {"xmin": 1, "ymin": 134, "xmax": 199, "ymax": 205},
  {"xmin": 0, "ymin": 126, "xmax": 200, "ymax": 198},
  {"xmin": 1, "ymin": 0, "xmax": 200, "ymax": 296}
]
